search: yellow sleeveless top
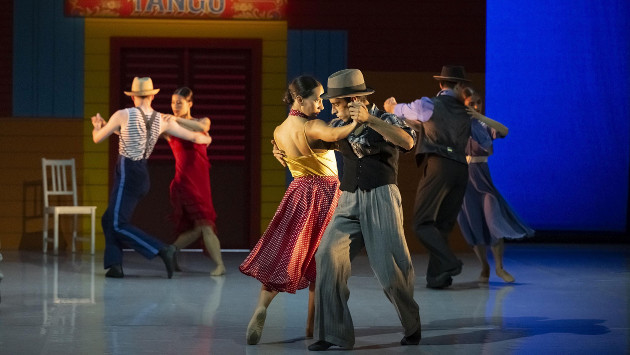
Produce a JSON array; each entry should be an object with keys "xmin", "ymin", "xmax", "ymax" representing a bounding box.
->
[
  {"xmin": 284, "ymin": 150, "xmax": 338, "ymax": 178},
  {"xmin": 282, "ymin": 126, "xmax": 338, "ymax": 178}
]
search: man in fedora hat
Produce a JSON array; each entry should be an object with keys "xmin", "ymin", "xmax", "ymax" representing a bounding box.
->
[
  {"xmin": 308, "ymin": 69, "xmax": 421, "ymax": 351},
  {"xmin": 91, "ymin": 76, "xmax": 212, "ymax": 279},
  {"xmin": 384, "ymin": 65, "xmax": 479, "ymax": 289}
]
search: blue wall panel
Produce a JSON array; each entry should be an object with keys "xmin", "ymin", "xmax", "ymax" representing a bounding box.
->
[
  {"xmin": 13, "ymin": 0, "xmax": 84, "ymax": 117},
  {"xmin": 286, "ymin": 30, "xmax": 348, "ymax": 184},
  {"xmin": 487, "ymin": 0, "xmax": 630, "ymax": 232},
  {"xmin": 13, "ymin": 0, "xmax": 36, "ymax": 116},
  {"xmin": 288, "ymin": 30, "xmax": 347, "ymax": 122},
  {"xmin": 36, "ymin": 0, "xmax": 54, "ymax": 115}
]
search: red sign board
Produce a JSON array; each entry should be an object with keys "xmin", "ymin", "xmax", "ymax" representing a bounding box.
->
[{"xmin": 65, "ymin": 0, "xmax": 287, "ymax": 20}]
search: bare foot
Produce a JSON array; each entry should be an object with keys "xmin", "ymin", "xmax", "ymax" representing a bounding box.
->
[
  {"xmin": 211, "ymin": 264, "xmax": 226, "ymax": 276},
  {"xmin": 496, "ymin": 268, "xmax": 515, "ymax": 283},
  {"xmin": 246, "ymin": 307, "xmax": 267, "ymax": 345},
  {"xmin": 305, "ymin": 327, "xmax": 313, "ymax": 338}
]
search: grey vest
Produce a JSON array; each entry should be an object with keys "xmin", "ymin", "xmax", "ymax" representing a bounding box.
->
[{"xmin": 415, "ymin": 95, "xmax": 470, "ymax": 165}]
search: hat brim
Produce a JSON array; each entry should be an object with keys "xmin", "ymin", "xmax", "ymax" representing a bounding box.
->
[
  {"xmin": 124, "ymin": 89, "xmax": 160, "ymax": 96},
  {"xmin": 433, "ymin": 76, "xmax": 471, "ymax": 82},
  {"xmin": 321, "ymin": 88, "xmax": 375, "ymax": 100}
]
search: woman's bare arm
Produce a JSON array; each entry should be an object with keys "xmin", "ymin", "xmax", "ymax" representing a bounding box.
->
[
  {"xmin": 174, "ymin": 117, "xmax": 210, "ymax": 132},
  {"xmin": 305, "ymin": 119, "xmax": 358, "ymax": 142},
  {"xmin": 467, "ymin": 107, "xmax": 509, "ymax": 137},
  {"xmin": 164, "ymin": 119, "xmax": 212, "ymax": 145}
]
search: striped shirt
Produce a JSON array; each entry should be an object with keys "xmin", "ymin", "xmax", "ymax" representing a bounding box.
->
[{"xmin": 118, "ymin": 107, "xmax": 167, "ymax": 160}]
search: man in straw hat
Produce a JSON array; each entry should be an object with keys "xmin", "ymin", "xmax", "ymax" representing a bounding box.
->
[
  {"xmin": 91, "ymin": 77, "xmax": 212, "ymax": 279},
  {"xmin": 384, "ymin": 65, "xmax": 479, "ymax": 289},
  {"xmin": 308, "ymin": 69, "xmax": 421, "ymax": 351}
]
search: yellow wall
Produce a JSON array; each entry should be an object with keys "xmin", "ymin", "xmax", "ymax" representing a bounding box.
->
[
  {"xmin": 82, "ymin": 18, "xmax": 288, "ymax": 252},
  {"xmin": 0, "ymin": 118, "xmax": 85, "ymax": 251}
]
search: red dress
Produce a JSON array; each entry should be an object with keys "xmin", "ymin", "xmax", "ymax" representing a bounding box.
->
[
  {"xmin": 168, "ymin": 136, "xmax": 217, "ymax": 238},
  {"xmin": 240, "ymin": 149, "xmax": 340, "ymax": 293}
]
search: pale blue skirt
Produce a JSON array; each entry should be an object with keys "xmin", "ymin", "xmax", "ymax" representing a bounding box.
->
[{"xmin": 457, "ymin": 162, "xmax": 535, "ymax": 246}]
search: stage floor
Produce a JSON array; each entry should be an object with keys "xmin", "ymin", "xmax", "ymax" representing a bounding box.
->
[{"xmin": 0, "ymin": 243, "xmax": 628, "ymax": 354}]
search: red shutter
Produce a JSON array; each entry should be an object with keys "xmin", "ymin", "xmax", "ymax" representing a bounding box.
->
[
  {"xmin": 110, "ymin": 37, "xmax": 262, "ymax": 249},
  {"xmin": 187, "ymin": 48, "xmax": 251, "ymax": 162},
  {"xmin": 118, "ymin": 46, "xmax": 252, "ymax": 162}
]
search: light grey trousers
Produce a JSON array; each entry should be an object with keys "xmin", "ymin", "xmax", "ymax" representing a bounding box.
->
[{"xmin": 314, "ymin": 184, "xmax": 421, "ymax": 349}]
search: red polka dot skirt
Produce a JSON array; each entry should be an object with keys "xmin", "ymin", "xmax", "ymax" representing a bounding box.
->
[{"xmin": 239, "ymin": 175, "xmax": 341, "ymax": 293}]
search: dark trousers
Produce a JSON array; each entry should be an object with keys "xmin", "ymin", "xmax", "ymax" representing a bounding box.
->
[
  {"xmin": 413, "ymin": 154, "xmax": 468, "ymax": 282},
  {"xmin": 102, "ymin": 157, "xmax": 165, "ymax": 269}
]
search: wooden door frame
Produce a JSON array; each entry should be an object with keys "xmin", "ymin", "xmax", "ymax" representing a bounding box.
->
[{"xmin": 108, "ymin": 37, "xmax": 261, "ymax": 248}]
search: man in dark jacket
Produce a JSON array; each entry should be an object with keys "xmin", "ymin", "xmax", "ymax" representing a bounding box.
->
[{"xmin": 385, "ymin": 65, "xmax": 473, "ymax": 289}]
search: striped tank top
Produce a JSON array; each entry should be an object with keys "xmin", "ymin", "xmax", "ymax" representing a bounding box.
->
[{"xmin": 118, "ymin": 107, "xmax": 163, "ymax": 160}]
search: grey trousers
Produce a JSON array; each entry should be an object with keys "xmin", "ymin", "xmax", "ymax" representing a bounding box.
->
[{"xmin": 314, "ymin": 184, "xmax": 421, "ymax": 349}]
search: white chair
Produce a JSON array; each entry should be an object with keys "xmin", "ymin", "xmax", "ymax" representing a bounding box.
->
[{"xmin": 42, "ymin": 158, "xmax": 97, "ymax": 255}]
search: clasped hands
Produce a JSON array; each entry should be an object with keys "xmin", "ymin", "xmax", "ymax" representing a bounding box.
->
[{"xmin": 348, "ymin": 101, "xmax": 371, "ymax": 123}]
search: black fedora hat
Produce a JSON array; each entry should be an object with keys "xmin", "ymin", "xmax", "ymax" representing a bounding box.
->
[
  {"xmin": 433, "ymin": 65, "xmax": 471, "ymax": 82},
  {"xmin": 321, "ymin": 69, "xmax": 375, "ymax": 99}
]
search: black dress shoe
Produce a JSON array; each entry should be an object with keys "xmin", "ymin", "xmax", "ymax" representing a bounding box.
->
[
  {"xmin": 426, "ymin": 261, "xmax": 462, "ymax": 288},
  {"xmin": 308, "ymin": 340, "xmax": 335, "ymax": 351},
  {"xmin": 401, "ymin": 328, "xmax": 422, "ymax": 345},
  {"xmin": 158, "ymin": 245, "xmax": 176, "ymax": 279},
  {"xmin": 426, "ymin": 276, "xmax": 452, "ymax": 289},
  {"xmin": 105, "ymin": 264, "xmax": 124, "ymax": 278}
]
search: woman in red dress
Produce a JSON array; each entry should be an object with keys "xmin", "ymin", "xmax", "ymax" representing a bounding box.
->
[
  {"xmin": 166, "ymin": 87, "xmax": 225, "ymax": 276},
  {"xmin": 239, "ymin": 76, "xmax": 358, "ymax": 345}
]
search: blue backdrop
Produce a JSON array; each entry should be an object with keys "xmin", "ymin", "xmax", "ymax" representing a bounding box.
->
[{"xmin": 486, "ymin": 0, "xmax": 630, "ymax": 232}]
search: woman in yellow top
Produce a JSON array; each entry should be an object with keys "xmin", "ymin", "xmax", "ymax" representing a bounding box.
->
[{"xmin": 240, "ymin": 75, "xmax": 358, "ymax": 345}]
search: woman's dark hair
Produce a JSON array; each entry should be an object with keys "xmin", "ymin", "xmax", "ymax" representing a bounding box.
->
[
  {"xmin": 283, "ymin": 75, "xmax": 321, "ymax": 105},
  {"xmin": 173, "ymin": 87, "xmax": 194, "ymax": 102},
  {"xmin": 462, "ymin": 87, "xmax": 475, "ymax": 99}
]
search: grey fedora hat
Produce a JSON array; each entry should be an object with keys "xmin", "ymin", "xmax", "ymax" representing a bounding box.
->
[{"xmin": 321, "ymin": 69, "xmax": 375, "ymax": 99}]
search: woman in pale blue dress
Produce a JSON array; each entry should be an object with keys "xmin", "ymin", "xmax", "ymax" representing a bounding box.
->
[{"xmin": 457, "ymin": 88, "xmax": 534, "ymax": 283}]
